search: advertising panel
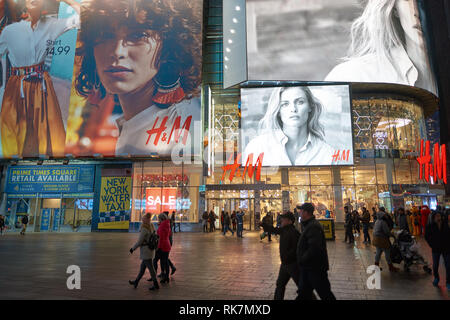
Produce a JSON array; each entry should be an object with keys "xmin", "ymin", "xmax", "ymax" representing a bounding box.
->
[
  {"xmin": 98, "ymin": 176, "xmax": 132, "ymax": 230},
  {"xmin": 241, "ymin": 84, "xmax": 354, "ymax": 166},
  {"xmin": 246, "ymin": 0, "xmax": 437, "ymax": 96},
  {"xmin": 5, "ymin": 164, "xmax": 95, "ymax": 194},
  {"xmin": 145, "ymin": 187, "xmax": 177, "ymax": 214},
  {"xmin": 65, "ymin": 0, "xmax": 203, "ymax": 158},
  {"xmin": 0, "ymin": 0, "xmax": 81, "ymax": 158}
]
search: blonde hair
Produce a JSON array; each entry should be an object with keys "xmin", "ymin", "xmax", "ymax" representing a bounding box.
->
[
  {"xmin": 347, "ymin": 0, "xmax": 405, "ymax": 63},
  {"xmin": 258, "ymin": 86, "xmax": 325, "ymax": 141}
]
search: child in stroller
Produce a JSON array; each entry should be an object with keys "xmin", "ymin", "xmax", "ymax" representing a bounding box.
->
[{"xmin": 391, "ymin": 229, "xmax": 432, "ymax": 274}]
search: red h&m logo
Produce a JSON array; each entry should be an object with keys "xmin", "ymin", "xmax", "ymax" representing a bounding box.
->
[
  {"xmin": 220, "ymin": 153, "xmax": 264, "ymax": 183},
  {"xmin": 146, "ymin": 115, "xmax": 192, "ymax": 146},
  {"xmin": 416, "ymin": 139, "xmax": 447, "ymax": 184}
]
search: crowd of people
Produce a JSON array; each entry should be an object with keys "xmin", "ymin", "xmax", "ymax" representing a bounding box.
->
[
  {"xmin": 341, "ymin": 204, "xmax": 449, "ymax": 291},
  {"xmin": 201, "ymin": 210, "xmax": 246, "ymax": 238}
]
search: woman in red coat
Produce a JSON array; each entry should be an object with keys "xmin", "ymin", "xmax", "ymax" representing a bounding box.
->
[
  {"xmin": 421, "ymin": 206, "xmax": 431, "ymax": 235},
  {"xmin": 156, "ymin": 213, "xmax": 172, "ymax": 283}
]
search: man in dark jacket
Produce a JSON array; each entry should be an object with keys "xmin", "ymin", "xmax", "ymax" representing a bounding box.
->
[
  {"xmin": 425, "ymin": 211, "xmax": 450, "ymax": 290},
  {"xmin": 262, "ymin": 212, "xmax": 274, "ymax": 242},
  {"xmin": 296, "ymin": 203, "xmax": 336, "ymax": 300},
  {"xmin": 209, "ymin": 211, "xmax": 216, "ymax": 232},
  {"xmin": 344, "ymin": 206, "xmax": 354, "ymax": 243},
  {"xmin": 397, "ymin": 208, "xmax": 409, "ymax": 233},
  {"xmin": 361, "ymin": 207, "xmax": 371, "ymax": 244},
  {"xmin": 262, "ymin": 212, "xmax": 302, "ymax": 300}
]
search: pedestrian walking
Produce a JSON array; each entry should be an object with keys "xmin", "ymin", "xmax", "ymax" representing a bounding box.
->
[
  {"xmin": 361, "ymin": 207, "xmax": 371, "ymax": 244},
  {"xmin": 352, "ymin": 210, "xmax": 360, "ymax": 236},
  {"xmin": 154, "ymin": 213, "xmax": 172, "ymax": 283},
  {"xmin": 296, "ymin": 203, "xmax": 336, "ymax": 300},
  {"xmin": 220, "ymin": 211, "xmax": 225, "ymax": 232},
  {"xmin": 406, "ymin": 210, "xmax": 413, "ymax": 234},
  {"xmin": 261, "ymin": 212, "xmax": 302, "ymax": 300},
  {"xmin": 202, "ymin": 211, "xmax": 209, "ymax": 233},
  {"xmin": 373, "ymin": 208, "xmax": 399, "ymax": 272},
  {"xmin": 425, "ymin": 211, "xmax": 450, "ymax": 291},
  {"xmin": 20, "ymin": 214, "xmax": 28, "ymax": 235},
  {"xmin": 261, "ymin": 212, "xmax": 274, "ymax": 242},
  {"xmin": 129, "ymin": 213, "xmax": 159, "ymax": 290},
  {"xmin": 411, "ymin": 209, "xmax": 421, "ymax": 236},
  {"xmin": 236, "ymin": 210, "xmax": 245, "ymax": 238},
  {"xmin": 293, "ymin": 207, "xmax": 300, "ymax": 231},
  {"xmin": 421, "ymin": 205, "xmax": 431, "ymax": 235},
  {"xmin": 231, "ymin": 211, "xmax": 237, "ymax": 231},
  {"xmin": 0, "ymin": 215, "xmax": 5, "ymax": 235},
  {"xmin": 397, "ymin": 208, "xmax": 409, "ymax": 233},
  {"xmin": 223, "ymin": 212, "xmax": 234, "ymax": 236},
  {"xmin": 344, "ymin": 206, "xmax": 354, "ymax": 243},
  {"xmin": 372, "ymin": 207, "xmax": 378, "ymax": 223},
  {"xmin": 209, "ymin": 210, "xmax": 216, "ymax": 232}
]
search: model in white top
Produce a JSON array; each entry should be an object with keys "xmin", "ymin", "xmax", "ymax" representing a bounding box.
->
[
  {"xmin": 325, "ymin": 0, "xmax": 437, "ymax": 96},
  {"xmin": 0, "ymin": 0, "xmax": 80, "ymax": 68},
  {"xmin": 243, "ymin": 86, "xmax": 335, "ymax": 166}
]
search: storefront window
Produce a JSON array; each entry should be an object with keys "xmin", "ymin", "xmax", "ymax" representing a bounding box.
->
[
  {"xmin": 310, "ymin": 168, "xmax": 332, "ymax": 185},
  {"xmin": 131, "ymin": 162, "xmax": 201, "ymax": 223}
]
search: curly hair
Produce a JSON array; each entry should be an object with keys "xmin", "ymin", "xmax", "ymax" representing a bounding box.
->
[{"xmin": 75, "ymin": 0, "xmax": 202, "ymax": 100}]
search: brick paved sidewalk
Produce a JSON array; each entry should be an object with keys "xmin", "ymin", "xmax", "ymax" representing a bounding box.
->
[{"xmin": 0, "ymin": 230, "xmax": 448, "ymax": 300}]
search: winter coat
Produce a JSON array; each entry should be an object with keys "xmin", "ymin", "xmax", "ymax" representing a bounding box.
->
[
  {"xmin": 157, "ymin": 219, "xmax": 172, "ymax": 252},
  {"xmin": 420, "ymin": 208, "xmax": 431, "ymax": 228},
  {"xmin": 132, "ymin": 223, "xmax": 156, "ymax": 260},
  {"xmin": 398, "ymin": 214, "xmax": 409, "ymax": 232},
  {"xmin": 425, "ymin": 216, "xmax": 450, "ymax": 254},
  {"xmin": 297, "ymin": 217, "xmax": 329, "ymax": 271},
  {"xmin": 361, "ymin": 211, "xmax": 370, "ymax": 224},
  {"xmin": 344, "ymin": 212, "xmax": 353, "ymax": 229},
  {"xmin": 265, "ymin": 224, "xmax": 300, "ymax": 265}
]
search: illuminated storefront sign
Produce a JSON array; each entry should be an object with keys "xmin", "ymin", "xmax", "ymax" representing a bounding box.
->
[
  {"xmin": 146, "ymin": 188, "xmax": 178, "ymax": 213},
  {"xmin": 221, "ymin": 153, "xmax": 264, "ymax": 183},
  {"xmin": 416, "ymin": 139, "xmax": 447, "ymax": 184}
]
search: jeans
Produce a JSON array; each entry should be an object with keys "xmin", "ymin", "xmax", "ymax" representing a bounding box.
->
[
  {"xmin": 432, "ymin": 252, "xmax": 450, "ymax": 284},
  {"xmin": 362, "ymin": 223, "xmax": 371, "ymax": 242},
  {"xmin": 274, "ymin": 262, "xmax": 300, "ymax": 300},
  {"xmin": 210, "ymin": 222, "xmax": 215, "ymax": 232},
  {"xmin": 297, "ymin": 268, "xmax": 336, "ymax": 300},
  {"xmin": 344, "ymin": 227, "xmax": 354, "ymax": 243},
  {"xmin": 223, "ymin": 224, "xmax": 234, "ymax": 235},
  {"xmin": 237, "ymin": 223, "xmax": 243, "ymax": 238},
  {"xmin": 203, "ymin": 220, "xmax": 208, "ymax": 232},
  {"xmin": 375, "ymin": 246, "xmax": 392, "ymax": 265},
  {"xmin": 154, "ymin": 249, "xmax": 171, "ymax": 280},
  {"xmin": 135, "ymin": 259, "xmax": 157, "ymax": 283}
]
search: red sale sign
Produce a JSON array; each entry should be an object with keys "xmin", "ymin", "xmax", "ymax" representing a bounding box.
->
[{"xmin": 145, "ymin": 188, "xmax": 177, "ymax": 213}]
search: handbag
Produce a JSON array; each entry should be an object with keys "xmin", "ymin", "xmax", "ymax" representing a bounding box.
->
[{"xmin": 373, "ymin": 236, "xmax": 391, "ymax": 249}]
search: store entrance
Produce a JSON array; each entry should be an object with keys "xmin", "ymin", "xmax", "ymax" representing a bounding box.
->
[{"xmin": 207, "ymin": 198, "xmax": 254, "ymax": 230}]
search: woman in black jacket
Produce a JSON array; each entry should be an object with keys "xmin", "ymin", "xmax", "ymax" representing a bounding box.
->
[{"xmin": 425, "ymin": 211, "xmax": 450, "ymax": 291}]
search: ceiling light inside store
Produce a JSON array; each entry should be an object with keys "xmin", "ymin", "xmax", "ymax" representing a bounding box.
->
[
  {"xmin": 232, "ymin": 18, "xmax": 238, "ymax": 23},
  {"xmin": 230, "ymin": 29, "xmax": 235, "ymax": 34},
  {"xmin": 235, "ymin": 6, "xmax": 241, "ymax": 11}
]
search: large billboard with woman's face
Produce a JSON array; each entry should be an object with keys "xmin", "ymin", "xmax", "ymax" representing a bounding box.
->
[
  {"xmin": 65, "ymin": 0, "xmax": 203, "ymax": 158},
  {"xmin": 245, "ymin": 0, "xmax": 437, "ymax": 96},
  {"xmin": 240, "ymin": 84, "xmax": 354, "ymax": 166}
]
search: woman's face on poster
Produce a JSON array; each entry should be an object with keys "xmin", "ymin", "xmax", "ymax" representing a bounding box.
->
[
  {"xmin": 26, "ymin": 0, "xmax": 44, "ymax": 11},
  {"xmin": 93, "ymin": 24, "xmax": 162, "ymax": 95},
  {"xmin": 395, "ymin": 0, "xmax": 422, "ymax": 45},
  {"xmin": 278, "ymin": 87, "xmax": 310, "ymax": 128}
]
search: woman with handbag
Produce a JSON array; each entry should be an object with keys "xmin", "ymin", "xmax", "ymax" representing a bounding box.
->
[
  {"xmin": 373, "ymin": 209, "xmax": 399, "ymax": 272},
  {"xmin": 129, "ymin": 213, "xmax": 159, "ymax": 291}
]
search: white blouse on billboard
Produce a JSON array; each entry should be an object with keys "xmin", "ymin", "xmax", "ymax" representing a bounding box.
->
[
  {"xmin": 115, "ymin": 98, "xmax": 201, "ymax": 157},
  {"xmin": 325, "ymin": 46, "xmax": 437, "ymax": 96},
  {"xmin": 0, "ymin": 15, "xmax": 80, "ymax": 67},
  {"xmin": 243, "ymin": 130, "xmax": 336, "ymax": 166}
]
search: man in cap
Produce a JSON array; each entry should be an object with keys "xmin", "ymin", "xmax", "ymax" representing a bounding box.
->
[
  {"xmin": 260, "ymin": 211, "xmax": 303, "ymax": 300},
  {"xmin": 296, "ymin": 203, "xmax": 336, "ymax": 300}
]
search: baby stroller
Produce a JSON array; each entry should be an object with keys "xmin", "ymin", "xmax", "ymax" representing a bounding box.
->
[{"xmin": 391, "ymin": 230, "xmax": 432, "ymax": 274}]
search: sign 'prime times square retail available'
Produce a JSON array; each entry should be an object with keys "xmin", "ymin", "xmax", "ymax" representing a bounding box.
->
[{"xmin": 5, "ymin": 165, "xmax": 95, "ymax": 194}]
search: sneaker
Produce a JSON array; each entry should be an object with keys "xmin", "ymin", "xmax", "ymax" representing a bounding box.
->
[{"xmin": 432, "ymin": 278, "xmax": 439, "ymax": 287}]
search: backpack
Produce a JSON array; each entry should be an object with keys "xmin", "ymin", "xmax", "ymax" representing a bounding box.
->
[{"xmin": 145, "ymin": 231, "xmax": 159, "ymax": 250}]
